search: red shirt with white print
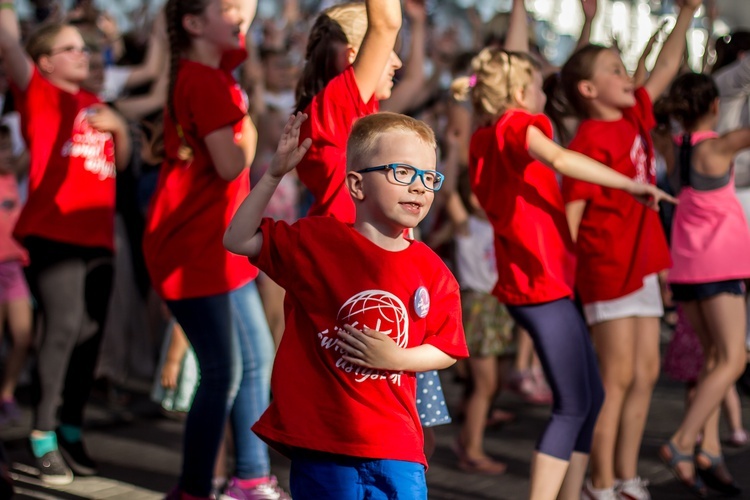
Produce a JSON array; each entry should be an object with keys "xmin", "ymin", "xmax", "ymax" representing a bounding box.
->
[
  {"xmin": 469, "ymin": 109, "xmax": 576, "ymax": 306},
  {"xmin": 143, "ymin": 59, "xmax": 257, "ymax": 300},
  {"xmin": 563, "ymin": 87, "xmax": 671, "ymax": 304},
  {"xmin": 12, "ymin": 67, "xmax": 116, "ymax": 250},
  {"xmin": 250, "ymin": 217, "xmax": 468, "ymax": 467},
  {"xmin": 297, "ymin": 66, "xmax": 379, "ymax": 223}
]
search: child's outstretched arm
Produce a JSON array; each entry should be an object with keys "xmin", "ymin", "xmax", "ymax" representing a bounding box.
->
[
  {"xmin": 353, "ymin": 0, "xmax": 402, "ymax": 102},
  {"xmin": 643, "ymin": 0, "xmax": 701, "ymax": 101},
  {"xmin": 527, "ymin": 126, "xmax": 677, "ymax": 210},
  {"xmin": 224, "ymin": 112, "xmax": 311, "ymax": 258},
  {"xmin": 337, "ymin": 325, "xmax": 457, "ymax": 372},
  {"xmin": 0, "ymin": 2, "xmax": 33, "ymax": 91}
]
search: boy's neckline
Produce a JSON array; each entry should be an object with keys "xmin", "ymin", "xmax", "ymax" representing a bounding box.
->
[{"xmin": 348, "ymin": 223, "xmax": 415, "ymax": 254}]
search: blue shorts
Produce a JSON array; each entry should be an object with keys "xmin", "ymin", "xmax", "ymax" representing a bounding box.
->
[
  {"xmin": 670, "ymin": 279, "xmax": 746, "ymax": 302},
  {"xmin": 289, "ymin": 452, "xmax": 426, "ymax": 500}
]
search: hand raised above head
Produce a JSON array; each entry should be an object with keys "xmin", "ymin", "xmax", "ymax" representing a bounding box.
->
[
  {"xmin": 268, "ymin": 112, "xmax": 312, "ymax": 180},
  {"xmin": 580, "ymin": 0, "xmax": 598, "ymax": 21}
]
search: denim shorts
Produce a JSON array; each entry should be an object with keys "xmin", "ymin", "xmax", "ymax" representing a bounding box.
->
[
  {"xmin": 670, "ymin": 279, "xmax": 746, "ymax": 302},
  {"xmin": 289, "ymin": 451, "xmax": 426, "ymax": 500}
]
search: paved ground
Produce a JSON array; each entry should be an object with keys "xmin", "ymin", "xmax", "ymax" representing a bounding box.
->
[{"xmin": 1, "ymin": 361, "xmax": 750, "ymax": 499}]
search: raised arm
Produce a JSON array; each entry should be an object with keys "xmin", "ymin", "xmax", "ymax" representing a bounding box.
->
[
  {"xmin": 574, "ymin": 0, "xmax": 597, "ymax": 53},
  {"xmin": 633, "ymin": 21, "xmax": 667, "ymax": 87},
  {"xmin": 527, "ymin": 125, "xmax": 676, "ymax": 210},
  {"xmin": 224, "ymin": 112, "xmax": 311, "ymax": 258},
  {"xmin": 0, "ymin": 2, "xmax": 33, "ymax": 91},
  {"xmin": 504, "ymin": 0, "xmax": 529, "ymax": 53},
  {"xmin": 352, "ymin": 0, "xmax": 402, "ymax": 102},
  {"xmin": 122, "ymin": 11, "xmax": 168, "ymax": 89},
  {"xmin": 643, "ymin": 0, "xmax": 701, "ymax": 101},
  {"xmin": 380, "ymin": 0, "xmax": 426, "ymax": 113}
]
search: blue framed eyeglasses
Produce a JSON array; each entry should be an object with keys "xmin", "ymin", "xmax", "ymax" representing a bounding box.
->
[{"xmin": 356, "ymin": 163, "xmax": 445, "ymax": 192}]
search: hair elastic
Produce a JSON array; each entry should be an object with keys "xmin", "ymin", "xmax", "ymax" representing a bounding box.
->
[{"xmin": 468, "ymin": 74, "xmax": 477, "ymax": 88}]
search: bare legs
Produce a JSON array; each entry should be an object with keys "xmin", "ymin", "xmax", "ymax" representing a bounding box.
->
[{"xmin": 666, "ymin": 294, "xmax": 747, "ymax": 483}]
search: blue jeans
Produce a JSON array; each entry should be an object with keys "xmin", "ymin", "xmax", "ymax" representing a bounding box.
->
[
  {"xmin": 289, "ymin": 453, "xmax": 426, "ymax": 500},
  {"xmin": 167, "ymin": 281, "xmax": 274, "ymax": 496}
]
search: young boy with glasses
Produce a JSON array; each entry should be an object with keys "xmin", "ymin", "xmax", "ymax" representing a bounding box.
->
[{"xmin": 224, "ymin": 111, "xmax": 468, "ymax": 499}]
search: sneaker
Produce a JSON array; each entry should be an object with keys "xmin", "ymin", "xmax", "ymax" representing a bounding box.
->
[
  {"xmin": 56, "ymin": 430, "xmax": 98, "ymax": 476},
  {"xmin": 36, "ymin": 449, "xmax": 73, "ymax": 485},
  {"xmin": 616, "ymin": 476, "xmax": 651, "ymax": 500},
  {"xmin": 222, "ymin": 476, "xmax": 291, "ymax": 500},
  {"xmin": 581, "ymin": 479, "xmax": 619, "ymax": 500}
]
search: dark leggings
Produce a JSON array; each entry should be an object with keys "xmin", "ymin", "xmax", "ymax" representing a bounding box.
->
[
  {"xmin": 24, "ymin": 237, "xmax": 113, "ymax": 431},
  {"xmin": 507, "ymin": 298, "xmax": 604, "ymax": 460}
]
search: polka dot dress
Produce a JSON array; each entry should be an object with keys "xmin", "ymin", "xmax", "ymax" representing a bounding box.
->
[{"xmin": 416, "ymin": 370, "xmax": 451, "ymax": 427}]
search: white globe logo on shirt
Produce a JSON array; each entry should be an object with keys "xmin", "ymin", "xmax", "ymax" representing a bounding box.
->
[{"xmin": 337, "ymin": 290, "xmax": 409, "ymax": 348}]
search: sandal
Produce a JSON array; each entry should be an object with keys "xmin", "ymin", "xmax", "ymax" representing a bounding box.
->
[
  {"xmin": 695, "ymin": 449, "xmax": 742, "ymax": 497},
  {"xmin": 458, "ymin": 455, "xmax": 507, "ymax": 475},
  {"xmin": 658, "ymin": 441, "xmax": 707, "ymax": 498}
]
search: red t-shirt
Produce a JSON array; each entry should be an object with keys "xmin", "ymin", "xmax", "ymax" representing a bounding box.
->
[
  {"xmin": 143, "ymin": 60, "xmax": 257, "ymax": 300},
  {"xmin": 469, "ymin": 110, "xmax": 576, "ymax": 306},
  {"xmin": 12, "ymin": 67, "xmax": 116, "ymax": 250},
  {"xmin": 297, "ymin": 66, "xmax": 379, "ymax": 223},
  {"xmin": 250, "ymin": 217, "xmax": 468, "ymax": 466},
  {"xmin": 563, "ymin": 88, "xmax": 670, "ymax": 304}
]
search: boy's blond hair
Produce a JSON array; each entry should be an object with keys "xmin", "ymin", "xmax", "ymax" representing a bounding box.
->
[{"xmin": 346, "ymin": 112, "xmax": 437, "ymax": 171}]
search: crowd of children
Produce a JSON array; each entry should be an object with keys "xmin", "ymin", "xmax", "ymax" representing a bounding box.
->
[{"xmin": 0, "ymin": 0, "xmax": 749, "ymax": 499}]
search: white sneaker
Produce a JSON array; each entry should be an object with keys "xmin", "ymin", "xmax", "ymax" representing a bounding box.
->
[
  {"xmin": 581, "ymin": 479, "xmax": 620, "ymax": 500},
  {"xmin": 615, "ymin": 476, "xmax": 651, "ymax": 500}
]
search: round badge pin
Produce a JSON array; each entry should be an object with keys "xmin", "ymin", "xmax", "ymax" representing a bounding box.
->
[{"xmin": 413, "ymin": 286, "xmax": 430, "ymax": 318}]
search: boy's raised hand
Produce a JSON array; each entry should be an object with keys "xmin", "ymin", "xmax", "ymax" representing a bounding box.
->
[{"xmin": 268, "ymin": 112, "xmax": 312, "ymax": 180}]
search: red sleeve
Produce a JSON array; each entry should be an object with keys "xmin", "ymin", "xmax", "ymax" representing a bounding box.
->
[
  {"xmin": 249, "ymin": 218, "xmax": 301, "ymax": 289},
  {"xmin": 625, "ymin": 87, "xmax": 656, "ymax": 133},
  {"xmin": 185, "ymin": 69, "xmax": 246, "ymax": 139},
  {"xmin": 562, "ymin": 129, "xmax": 611, "ymax": 203},
  {"xmin": 421, "ymin": 265, "xmax": 469, "ymax": 359},
  {"xmin": 306, "ymin": 66, "xmax": 378, "ymax": 156},
  {"xmin": 501, "ymin": 111, "xmax": 554, "ymax": 173}
]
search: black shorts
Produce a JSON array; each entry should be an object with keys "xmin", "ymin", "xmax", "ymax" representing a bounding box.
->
[{"xmin": 670, "ymin": 279, "xmax": 746, "ymax": 302}]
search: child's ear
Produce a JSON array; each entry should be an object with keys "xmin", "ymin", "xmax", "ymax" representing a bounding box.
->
[
  {"xmin": 347, "ymin": 171, "xmax": 365, "ymax": 201},
  {"xmin": 577, "ymin": 79, "xmax": 597, "ymax": 99},
  {"xmin": 514, "ymin": 86, "xmax": 528, "ymax": 109},
  {"xmin": 182, "ymin": 14, "xmax": 204, "ymax": 37},
  {"xmin": 38, "ymin": 55, "xmax": 54, "ymax": 74}
]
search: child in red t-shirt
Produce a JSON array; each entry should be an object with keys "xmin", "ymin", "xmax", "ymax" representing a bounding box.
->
[
  {"xmin": 0, "ymin": 3, "xmax": 131, "ymax": 486},
  {"xmin": 559, "ymin": 1, "xmax": 700, "ymax": 497},
  {"xmin": 294, "ymin": 0, "xmax": 402, "ymax": 223},
  {"xmin": 225, "ymin": 111, "xmax": 469, "ymax": 499},
  {"xmin": 451, "ymin": 48, "xmax": 673, "ymax": 500},
  {"xmin": 142, "ymin": 1, "xmax": 285, "ymax": 499},
  {"xmin": 295, "ymin": 0, "xmax": 452, "ymax": 452}
]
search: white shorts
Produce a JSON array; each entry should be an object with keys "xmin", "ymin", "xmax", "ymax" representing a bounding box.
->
[{"xmin": 583, "ymin": 274, "xmax": 664, "ymax": 326}]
